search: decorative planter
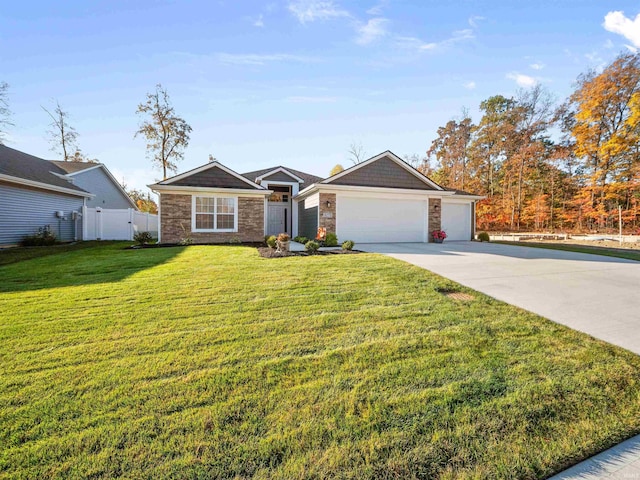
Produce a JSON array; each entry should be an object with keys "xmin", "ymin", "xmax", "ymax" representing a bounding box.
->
[
  {"xmin": 433, "ymin": 238, "xmax": 444, "ymax": 244},
  {"xmin": 277, "ymin": 240, "xmax": 290, "ymax": 252}
]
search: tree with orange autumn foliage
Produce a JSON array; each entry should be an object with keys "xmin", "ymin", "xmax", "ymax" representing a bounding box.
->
[{"xmin": 427, "ymin": 52, "xmax": 640, "ymax": 233}]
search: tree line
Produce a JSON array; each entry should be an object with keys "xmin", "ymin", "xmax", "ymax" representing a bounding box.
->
[{"xmin": 425, "ymin": 53, "xmax": 640, "ymax": 233}]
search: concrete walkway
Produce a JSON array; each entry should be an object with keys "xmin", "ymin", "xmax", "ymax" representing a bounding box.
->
[{"xmin": 360, "ymin": 241, "xmax": 640, "ymax": 479}]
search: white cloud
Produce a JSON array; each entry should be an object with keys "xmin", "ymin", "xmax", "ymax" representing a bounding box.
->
[
  {"xmin": 463, "ymin": 81, "xmax": 476, "ymax": 90},
  {"xmin": 506, "ymin": 72, "xmax": 538, "ymax": 88},
  {"xmin": 288, "ymin": 0, "xmax": 349, "ymax": 24},
  {"xmin": 529, "ymin": 62, "xmax": 544, "ymax": 70},
  {"xmin": 468, "ymin": 15, "xmax": 485, "ymax": 28},
  {"xmin": 604, "ymin": 10, "xmax": 640, "ymax": 48},
  {"xmin": 253, "ymin": 14, "xmax": 264, "ymax": 27},
  {"xmin": 604, "ymin": 38, "xmax": 614, "ymax": 49},
  {"xmin": 355, "ymin": 17, "xmax": 389, "ymax": 45},
  {"xmin": 215, "ymin": 53, "xmax": 317, "ymax": 66},
  {"xmin": 396, "ymin": 29, "xmax": 474, "ymax": 52},
  {"xmin": 366, "ymin": 1, "xmax": 387, "ymax": 15}
]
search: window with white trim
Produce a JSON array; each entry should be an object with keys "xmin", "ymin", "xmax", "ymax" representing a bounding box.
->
[{"xmin": 193, "ymin": 196, "xmax": 237, "ymax": 232}]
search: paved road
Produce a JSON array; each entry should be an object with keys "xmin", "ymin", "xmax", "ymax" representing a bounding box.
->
[
  {"xmin": 360, "ymin": 241, "xmax": 640, "ymax": 479},
  {"xmin": 360, "ymin": 241, "xmax": 640, "ymax": 354}
]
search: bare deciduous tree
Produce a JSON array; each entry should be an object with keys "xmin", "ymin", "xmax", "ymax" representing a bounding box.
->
[
  {"xmin": 348, "ymin": 141, "xmax": 366, "ymax": 165},
  {"xmin": 42, "ymin": 101, "xmax": 79, "ymax": 161},
  {"xmin": 135, "ymin": 84, "xmax": 192, "ymax": 180},
  {"xmin": 0, "ymin": 82, "xmax": 14, "ymax": 145}
]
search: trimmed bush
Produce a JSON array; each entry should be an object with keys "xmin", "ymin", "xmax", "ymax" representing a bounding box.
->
[
  {"xmin": 342, "ymin": 240, "xmax": 355, "ymax": 251},
  {"xmin": 293, "ymin": 236, "xmax": 308, "ymax": 244},
  {"xmin": 133, "ymin": 231, "xmax": 153, "ymax": 246},
  {"xmin": 305, "ymin": 240, "xmax": 320, "ymax": 253},
  {"xmin": 477, "ymin": 232, "xmax": 490, "ymax": 242},
  {"xmin": 21, "ymin": 226, "xmax": 57, "ymax": 246},
  {"xmin": 324, "ymin": 232, "xmax": 338, "ymax": 247},
  {"xmin": 266, "ymin": 235, "xmax": 277, "ymax": 248}
]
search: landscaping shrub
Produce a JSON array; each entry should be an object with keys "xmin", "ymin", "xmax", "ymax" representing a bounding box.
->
[
  {"xmin": 266, "ymin": 235, "xmax": 277, "ymax": 248},
  {"xmin": 342, "ymin": 240, "xmax": 355, "ymax": 251},
  {"xmin": 305, "ymin": 240, "xmax": 320, "ymax": 253},
  {"xmin": 324, "ymin": 232, "xmax": 338, "ymax": 247},
  {"xmin": 293, "ymin": 236, "xmax": 308, "ymax": 244},
  {"xmin": 133, "ymin": 231, "xmax": 153, "ymax": 246},
  {"xmin": 21, "ymin": 226, "xmax": 57, "ymax": 246},
  {"xmin": 477, "ymin": 231, "xmax": 490, "ymax": 242},
  {"xmin": 277, "ymin": 233, "xmax": 290, "ymax": 242}
]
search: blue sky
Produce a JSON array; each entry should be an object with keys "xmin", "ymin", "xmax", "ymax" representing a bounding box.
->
[{"xmin": 2, "ymin": 1, "xmax": 639, "ymax": 193}]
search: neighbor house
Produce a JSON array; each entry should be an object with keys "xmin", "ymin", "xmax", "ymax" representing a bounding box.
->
[
  {"xmin": 150, "ymin": 151, "xmax": 483, "ymax": 245},
  {"xmin": 0, "ymin": 145, "xmax": 92, "ymax": 245},
  {"xmin": 50, "ymin": 161, "xmax": 137, "ymax": 210},
  {"xmin": 0, "ymin": 145, "xmax": 140, "ymax": 246}
]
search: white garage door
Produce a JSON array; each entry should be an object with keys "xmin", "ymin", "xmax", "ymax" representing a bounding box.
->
[
  {"xmin": 337, "ymin": 196, "xmax": 426, "ymax": 243},
  {"xmin": 441, "ymin": 202, "xmax": 472, "ymax": 241}
]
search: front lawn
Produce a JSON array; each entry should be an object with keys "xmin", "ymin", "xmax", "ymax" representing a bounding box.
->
[{"xmin": 1, "ymin": 243, "xmax": 640, "ymax": 479}]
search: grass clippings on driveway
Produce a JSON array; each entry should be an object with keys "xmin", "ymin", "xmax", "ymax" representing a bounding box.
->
[{"xmin": 1, "ymin": 243, "xmax": 640, "ymax": 479}]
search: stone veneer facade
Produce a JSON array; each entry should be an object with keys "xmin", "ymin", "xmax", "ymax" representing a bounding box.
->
[
  {"xmin": 318, "ymin": 192, "xmax": 336, "ymax": 233},
  {"xmin": 428, "ymin": 197, "xmax": 442, "ymax": 242},
  {"xmin": 160, "ymin": 194, "xmax": 265, "ymax": 244}
]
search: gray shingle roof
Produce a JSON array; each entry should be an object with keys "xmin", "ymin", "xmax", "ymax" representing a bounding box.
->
[
  {"xmin": 242, "ymin": 166, "xmax": 323, "ymax": 187},
  {"xmin": 0, "ymin": 145, "xmax": 90, "ymax": 195},
  {"xmin": 446, "ymin": 188, "xmax": 480, "ymax": 196},
  {"xmin": 49, "ymin": 160, "xmax": 99, "ymax": 174}
]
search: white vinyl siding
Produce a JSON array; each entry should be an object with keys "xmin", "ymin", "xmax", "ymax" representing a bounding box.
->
[{"xmin": 192, "ymin": 195, "xmax": 238, "ymax": 232}]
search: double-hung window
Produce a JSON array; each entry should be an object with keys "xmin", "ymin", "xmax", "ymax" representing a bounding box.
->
[{"xmin": 193, "ymin": 196, "xmax": 237, "ymax": 232}]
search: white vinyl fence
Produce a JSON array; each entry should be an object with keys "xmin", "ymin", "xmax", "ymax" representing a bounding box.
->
[{"xmin": 82, "ymin": 207, "xmax": 158, "ymax": 241}]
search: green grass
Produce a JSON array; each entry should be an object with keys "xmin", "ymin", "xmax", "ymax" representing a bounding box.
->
[
  {"xmin": 0, "ymin": 241, "xmax": 113, "ymax": 266},
  {"xmin": 2, "ymin": 243, "xmax": 640, "ymax": 479},
  {"xmin": 493, "ymin": 240, "xmax": 640, "ymax": 262}
]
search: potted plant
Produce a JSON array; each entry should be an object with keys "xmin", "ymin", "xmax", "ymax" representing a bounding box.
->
[
  {"xmin": 432, "ymin": 230, "xmax": 447, "ymax": 243},
  {"xmin": 276, "ymin": 233, "xmax": 290, "ymax": 252}
]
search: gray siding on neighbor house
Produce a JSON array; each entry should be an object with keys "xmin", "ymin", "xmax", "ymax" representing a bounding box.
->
[
  {"xmin": 330, "ymin": 156, "xmax": 435, "ymax": 190},
  {"xmin": 298, "ymin": 202, "xmax": 318, "ymax": 240},
  {"xmin": 171, "ymin": 166, "xmax": 258, "ymax": 189},
  {"xmin": 0, "ymin": 181, "xmax": 84, "ymax": 245},
  {"xmin": 72, "ymin": 167, "xmax": 133, "ymax": 209}
]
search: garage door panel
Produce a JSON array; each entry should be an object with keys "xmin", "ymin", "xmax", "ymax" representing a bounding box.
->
[
  {"xmin": 337, "ymin": 196, "xmax": 425, "ymax": 243},
  {"xmin": 441, "ymin": 202, "xmax": 471, "ymax": 241}
]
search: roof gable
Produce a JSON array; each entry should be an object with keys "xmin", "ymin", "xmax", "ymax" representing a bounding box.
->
[
  {"xmin": 242, "ymin": 166, "xmax": 322, "ymax": 187},
  {"xmin": 159, "ymin": 162, "xmax": 265, "ymax": 190},
  {"xmin": 323, "ymin": 151, "xmax": 442, "ymax": 191},
  {"xmin": 258, "ymin": 167, "xmax": 304, "ymax": 183}
]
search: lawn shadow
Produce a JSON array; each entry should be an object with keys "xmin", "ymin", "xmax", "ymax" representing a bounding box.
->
[{"xmin": 0, "ymin": 242, "xmax": 184, "ymax": 293}]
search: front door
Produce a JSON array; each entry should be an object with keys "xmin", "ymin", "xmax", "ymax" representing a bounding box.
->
[{"xmin": 267, "ymin": 204, "xmax": 287, "ymax": 236}]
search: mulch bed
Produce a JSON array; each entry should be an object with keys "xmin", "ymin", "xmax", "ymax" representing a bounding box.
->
[{"xmin": 257, "ymin": 247, "xmax": 361, "ymax": 258}]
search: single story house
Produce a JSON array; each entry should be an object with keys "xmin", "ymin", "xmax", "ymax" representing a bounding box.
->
[
  {"xmin": 0, "ymin": 145, "xmax": 92, "ymax": 245},
  {"xmin": 0, "ymin": 144, "xmax": 138, "ymax": 246},
  {"xmin": 150, "ymin": 150, "xmax": 483, "ymax": 244}
]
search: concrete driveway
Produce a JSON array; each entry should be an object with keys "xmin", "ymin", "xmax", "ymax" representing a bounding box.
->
[{"xmin": 360, "ymin": 241, "xmax": 640, "ymax": 355}]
